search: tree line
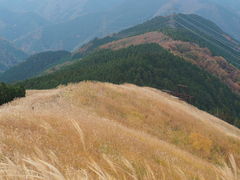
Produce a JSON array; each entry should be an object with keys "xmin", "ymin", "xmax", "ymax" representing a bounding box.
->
[{"xmin": 0, "ymin": 82, "xmax": 25, "ymax": 105}]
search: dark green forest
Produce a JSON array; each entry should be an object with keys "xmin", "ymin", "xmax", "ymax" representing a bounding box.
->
[
  {"xmin": 0, "ymin": 82, "xmax": 25, "ymax": 105},
  {"xmin": 0, "ymin": 50, "xmax": 71, "ymax": 83},
  {"xmin": 18, "ymin": 44, "xmax": 240, "ymax": 127}
]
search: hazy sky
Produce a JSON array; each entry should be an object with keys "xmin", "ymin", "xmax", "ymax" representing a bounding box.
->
[{"xmin": 0, "ymin": 0, "xmax": 126, "ymax": 22}]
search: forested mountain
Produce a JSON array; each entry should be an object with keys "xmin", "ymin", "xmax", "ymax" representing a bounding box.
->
[
  {"xmin": 0, "ymin": 51, "xmax": 70, "ymax": 83},
  {"xmin": 99, "ymin": 31, "xmax": 240, "ymax": 95},
  {"xmin": 76, "ymin": 14, "xmax": 240, "ymax": 68},
  {"xmin": 1, "ymin": 0, "xmax": 239, "ymax": 53},
  {"xmin": 18, "ymin": 44, "xmax": 240, "ymax": 127},
  {"xmin": 0, "ymin": 38, "xmax": 28, "ymax": 72},
  {"xmin": 150, "ymin": 0, "xmax": 240, "ymax": 41},
  {"xmin": 72, "ymin": 14, "xmax": 240, "ymax": 96}
]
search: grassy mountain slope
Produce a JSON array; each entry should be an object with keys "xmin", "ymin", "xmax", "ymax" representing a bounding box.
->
[
  {"xmin": 0, "ymin": 51, "xmax": 70, "ymax": 83},
  {"xmin": 19, "ymin": 44, "xmax": 240, "ymax": 126},
  {"xmin": 0, "ymin": 38, "xmax": 28, "ymax": 72},
  {"xmin": 0, "ymin": 81, "xmax": 239, "ymax": 179}
]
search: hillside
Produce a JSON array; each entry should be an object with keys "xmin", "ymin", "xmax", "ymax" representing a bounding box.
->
[
  {"xmin": 19, "ymin": 44, "xmax": 240, "ymax": 126},
  {"xmin": 0, "ymin": 50, "xmax": 71, "ymax": 83},
  {"xmin": 0, "ymin": 81, "xmax": 239, "ymax": 179},
  {"xmin": 151, "ymin": 0, "xmax": 240, "ymax": 41},
  {"xmin": 0, "ymin": 38, "xmax": 28, "ymax": 72},
  {"xmin": 100, "ymin": 31, "xmax": 240, "ymax": 95}
]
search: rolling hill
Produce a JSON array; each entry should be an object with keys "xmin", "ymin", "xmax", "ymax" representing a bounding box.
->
[
  {"xmin": 0, "ymin": 38, "xmax": 28, "ymax": 72},
  {"xmin": 0, "ymin": 50, "xmax": 71, "ymax": 83},
  {"xmin": 0, "ymin": 81, "xmax": 239, "ymax": 179}
]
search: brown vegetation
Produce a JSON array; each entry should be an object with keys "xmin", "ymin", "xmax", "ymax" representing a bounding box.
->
[{"xmin": 0, "ymin": 81, "xmax": 239, "ymax": 179}]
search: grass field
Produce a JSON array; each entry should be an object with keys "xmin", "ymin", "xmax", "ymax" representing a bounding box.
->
[{"xmin": 0, "ymin": 81, "xmax": 239, "ymax": 179}]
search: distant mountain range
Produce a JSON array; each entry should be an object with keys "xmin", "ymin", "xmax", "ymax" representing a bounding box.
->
[
  {"xmin": 0, "ymin": 8, "xmax": 50, "ymax": 41},
  {"xmin": 0, "ymin": 0, "xmax": 240, "ymax": 53},
  {"xmin": 0, "ymin": 0, "xmax": 124, "ymax": 23},
  {"xmin": 0, "ymin": 38, "xmax": 27, "ymax": 72}
]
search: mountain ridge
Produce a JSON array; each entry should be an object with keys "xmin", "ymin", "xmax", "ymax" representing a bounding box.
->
[
  {"xmin": 0, "ymin": 38, "xmax": 28, "ymax": 72},
  {"xmin": 0, "ymin": 8, "xmax": 50, "ymax": 41},
  {"xmin": 75, "ymin": 14, "xmax": 240, "ymax": 68}
]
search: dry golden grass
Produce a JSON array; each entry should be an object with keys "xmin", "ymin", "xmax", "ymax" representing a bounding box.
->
[{"xmin": 0, "ymin": 81, "xmax": 239, "ymax": 179}]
